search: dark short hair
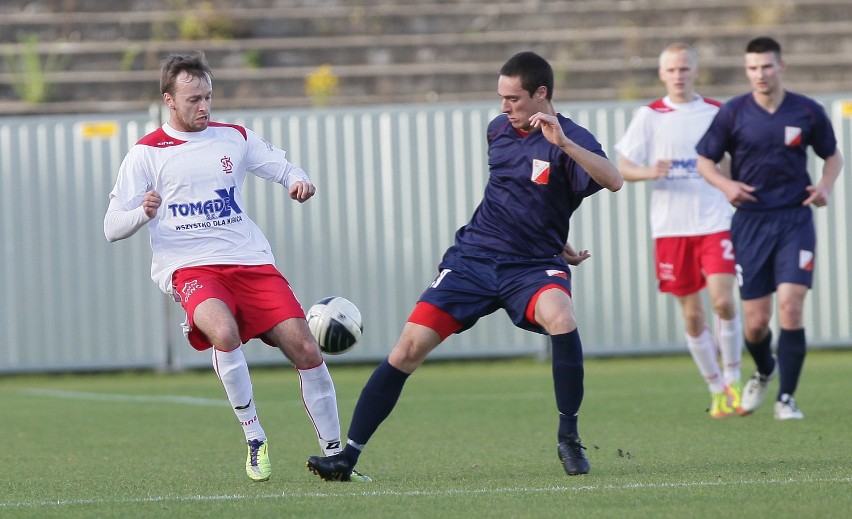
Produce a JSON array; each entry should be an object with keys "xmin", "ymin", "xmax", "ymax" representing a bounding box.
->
[
  {"xmin": 160, "ymin": 52, "xmax": 212, "ymax": 95},
  {"xmin": 499, "ymin": 51, "xmax": 554, "ymax": 100},
  {"xmin": 746, "ymin": 37, "xmax": 782, "ymax": 58}
]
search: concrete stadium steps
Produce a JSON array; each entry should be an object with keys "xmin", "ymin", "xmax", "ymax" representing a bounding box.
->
[
  {"xmin": 1, "ymin": 0, "xmax": 851, "ymax": 114},
  {"xmin": 3, "ymin": 0, "xmax": 850, "ymax": 39}
]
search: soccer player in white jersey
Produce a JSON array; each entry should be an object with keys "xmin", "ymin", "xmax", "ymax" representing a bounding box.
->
[
  {"xmin": 615, "ymin": 43, "xmax": 744, "ymax": 418},
  {"xmin": 104, "ymin": 52, "xmax": 363, "ymax": 482}
]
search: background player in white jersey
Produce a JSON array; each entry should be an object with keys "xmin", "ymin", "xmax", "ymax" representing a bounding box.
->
[
  {"xmin": 103, "ymin": 52, "xmax": 355, "ymax": 482},
  {"xmin": 615, "ymin": 43, "xmax": 744, "ymax": 418}
]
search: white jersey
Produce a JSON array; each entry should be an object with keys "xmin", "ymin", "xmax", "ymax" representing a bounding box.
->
[
  {"xmin": 615, "ymin": 95, "xmax": 732, "ymax": 238},
  {"xmin": 107, "ymin": 122, "xmax": 310, "ymax": 295}
]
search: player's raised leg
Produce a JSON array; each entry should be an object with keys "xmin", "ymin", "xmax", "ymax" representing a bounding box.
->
[{"xmin": 307, "ymin": 319, "xmax": 444, "ymax": 482}]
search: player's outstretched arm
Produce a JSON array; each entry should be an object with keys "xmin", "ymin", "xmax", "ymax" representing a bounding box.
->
[{"xmin": 617, "ymin": 156, "xmax": 670, "ymax": 182}]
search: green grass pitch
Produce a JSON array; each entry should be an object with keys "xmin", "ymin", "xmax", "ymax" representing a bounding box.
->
[{"xmin": 1, "ymin": 349, "xmax": 850, "ymax": 518}]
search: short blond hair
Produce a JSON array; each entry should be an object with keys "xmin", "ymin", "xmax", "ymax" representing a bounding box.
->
[{"xmin": 659, "ymin": 43, "xmax": 697, "ymax": 70}]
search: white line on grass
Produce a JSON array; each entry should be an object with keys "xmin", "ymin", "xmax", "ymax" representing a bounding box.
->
[
  {"xmin": 18, "ymin": 388, "xmax": 226, "ymax": 406},
  {"xmin": 17, "ymin": 388, "xmax": 553, "ymax": 406},
  {"xmin": 2, "ymin": 476, "xmax": 850, "ymax": 509}
]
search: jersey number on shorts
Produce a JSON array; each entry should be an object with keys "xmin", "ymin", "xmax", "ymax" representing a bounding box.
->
[
  {"xmin": 721, "ymin": 238, "xmax": 735, "ymax": 260},
  {"xmin": 431, "ymin": 269, "xmax": 452, "ymax": 288}
]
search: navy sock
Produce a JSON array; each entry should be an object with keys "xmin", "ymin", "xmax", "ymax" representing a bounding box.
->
[
  {"xmin": 343, "ymin": 357, "xmax": 409, "ymax": 466},
  {"xmin": 777, "ymin": 328, "xmax": 806, "ymax": 399},
  {"xmin": 745, "ymin": 330, "xmax": 775, "ymax": 376},
  {"xmin": 551, "ymin": 330, "xmax": 584, "ymax": 441}
]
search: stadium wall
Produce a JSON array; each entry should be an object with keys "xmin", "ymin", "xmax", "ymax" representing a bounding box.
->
[{"xmin": 2, "ymin": 96, "xmax": 850, "ymax": 373}]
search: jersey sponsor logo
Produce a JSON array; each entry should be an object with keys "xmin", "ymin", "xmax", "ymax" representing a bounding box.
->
[
  {"xmin": 546, "ymin": 269, "xmax": 567, "ymax": 279},
  {"xmin": 531, "ymin": 159, "xmax": 550, "ymax": 184},
  {"xmin": 799, "ymin": 250, "xmax": 814, "ymax": 271},
  {"xmin": 167, "ymin": 186, "xmax": 244, "ymax": 220},
  {"xmin": 180, "ymin": 279, "xmax": 203, "ymax": 303},
  {"xmin": 221, "ymin": 156, "xmax": 234, "ymax": 174},
  {"xmin": 785, "ymin": 126, "xmax": 802, "ymax": 147},
  {"xmin": 666, "ymin": 158, "xmax": 702, "ymax": 180}
]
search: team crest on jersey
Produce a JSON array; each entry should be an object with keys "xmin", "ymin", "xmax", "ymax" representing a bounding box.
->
[
  {"xmin": 532, "ymin": 159, "xmax": 550, "ymax": 185},
  {"xmin": 799, "ymin": 250, "xmax": 814, "ymax": 271},
  {"xmin": 546, "ymin": 269, "xmax": 567, "ymax": 279},
  {"xmin": 180, "ymin": 279, "xmax": 203, "ymax": 303},
  {"xmin": 785, "ymin": 126, "xmax": 802, "ymax": 147},
  {"xmin": 221, "ymin": 156, "xmax": 234, "ymax": 174}
]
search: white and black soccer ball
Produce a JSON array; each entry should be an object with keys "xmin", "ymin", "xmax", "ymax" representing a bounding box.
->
[{"xmin": 306, "ymin": 296, "xmax": 363, "ymax": 355}]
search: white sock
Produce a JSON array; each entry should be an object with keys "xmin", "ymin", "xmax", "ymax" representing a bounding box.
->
[
  {"xmin": 213, "ymin": 347, "xmax": 265, "ymax": 442},
  {"xmin": 298, "ymin": 362, "xmax": 342, "ymax": 455},
  {"xmin": 715, "ymin": 315, "xmax": 742, "ymax": 385},
  {"xmin": 685, "ymin": 328, "xmax": 725, "ymax": 394}
]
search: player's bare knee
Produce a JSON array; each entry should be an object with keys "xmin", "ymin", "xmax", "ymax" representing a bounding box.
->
[
  {"xmin": 682, "ymin": 307, "xmax": 705, "ymax": 332},
  {"xmin": 744, "ymin": 321, "xmax": 771, "ymax": 341},
  {"xmin": 280, "ymin": 338, "xmax": 323, "ymax": 368},
  {"xmin": 778, "ymin": 299, "xmax": 804, "ymax": 326},
  {"xmin": 206, "ymin": 325, "xmax": 240, "ymax": 350},
  {"xmin": 388, "ymin": 339, "xmax": 429, "ymax": 373},
  {"xmin": 541, "ymin": 317, "xmax": 577, "ymax": 336},
  {"xmin": 711, "ymin": 298, "xmax": 737, "ymax": 321}
]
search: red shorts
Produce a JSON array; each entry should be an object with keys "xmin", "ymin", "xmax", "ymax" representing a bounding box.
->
[
  {"xmin": 172, "ymin": 264, "xmax": 305, "ymax": 351},
  {"xmin": 654, "ymin": 231, "xmax": 736, "ymax": 296}
]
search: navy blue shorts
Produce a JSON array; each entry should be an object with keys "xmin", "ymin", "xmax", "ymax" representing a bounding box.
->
[
  {"xmin": 417, "ymin": 244, "xmax": 573, "ymax": 335},
  {"xmin": 731, "ymin": 206, "xmax": 815, "ymax": 300}
]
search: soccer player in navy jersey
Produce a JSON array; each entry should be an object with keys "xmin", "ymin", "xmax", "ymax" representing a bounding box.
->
[
  {"xmin": 696, "ymin": 37, "xmax": 843, "ymax": 420},
  {"xmin": 307, "ymin": 51, "xmax": 623, "ymax": 481}
]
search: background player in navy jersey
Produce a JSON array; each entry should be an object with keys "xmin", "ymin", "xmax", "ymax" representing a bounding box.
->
[
  {"xmin": 696, "ymin": 37, "xmax": 843, "ymax": 420},
  {"xmin": 615, "ymin": 43, "xmax": 744, "ymax": 418},
  {"xmin": 306, "ymin": 51, "xmax": 623, "ymax": 481},
  {"xmin": 104, "ymin": 52, "xmax": 356, "ymax": 482}
]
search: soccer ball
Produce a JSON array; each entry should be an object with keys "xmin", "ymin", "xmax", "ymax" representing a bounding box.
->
[{"xmin": 306, "ymin": 296, "xmax": 363, "ymax": 355}]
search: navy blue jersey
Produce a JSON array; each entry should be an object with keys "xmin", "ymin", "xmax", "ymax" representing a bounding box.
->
[
  {"xmin": 696, "ymin": 91, "xmax": 837, "ymax": 210},
  {"xmin": 455, "ymin": 114, "xmax": 605, "ymax": 257}
]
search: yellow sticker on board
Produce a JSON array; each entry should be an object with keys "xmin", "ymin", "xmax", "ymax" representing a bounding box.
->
[
  {"xmin": 841, "ymin": 101, "xmax": 852, "ymax": 118},
  {"xmin": 80, "ymin": 121, "xmax": 119, "ymax": 139}
]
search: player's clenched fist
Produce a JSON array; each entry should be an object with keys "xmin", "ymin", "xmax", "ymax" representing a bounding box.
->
[
  {"xmin": 289, "ymin": 180, "xmax": 316, "ymax": 203},
  {"xmin": 142, "ymin": 190, "xmax": 161, "ymax": 218}
]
